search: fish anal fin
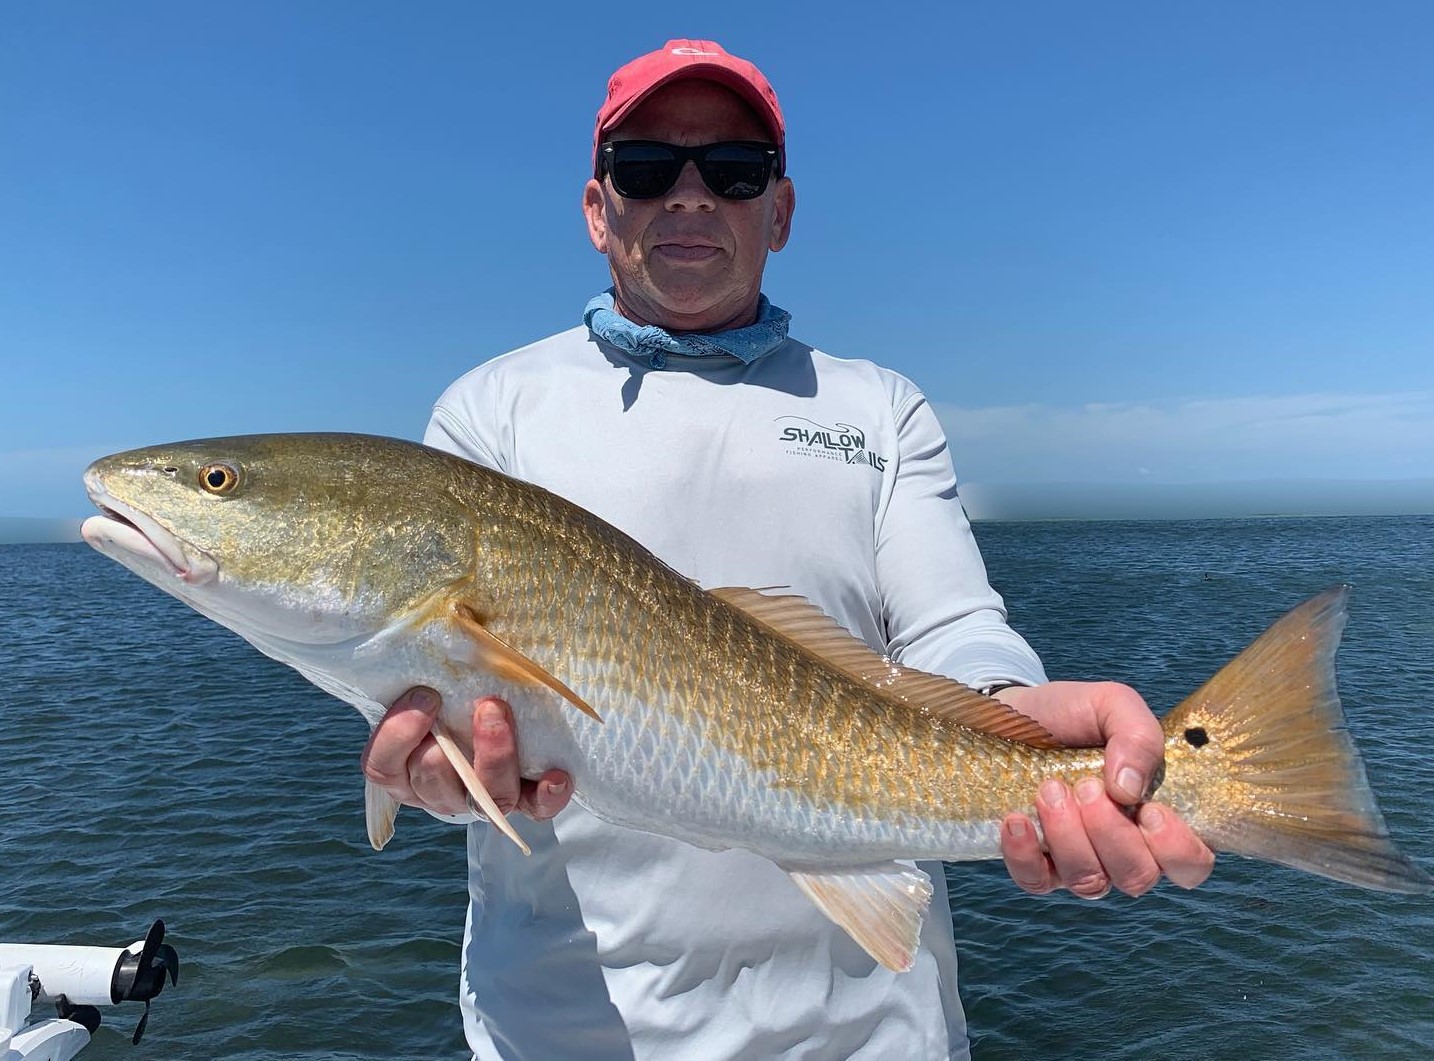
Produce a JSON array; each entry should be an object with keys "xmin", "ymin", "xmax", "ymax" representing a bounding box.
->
[
  {"xmin": 786, "ymin": 863, "xmax": 933, "ymax": 972},
  {"xmin": 450, "ymin": 602, "xmax": 602, "ymax": 723},
  {"xmin": 365, "ymin": 779, "xmax": 400, "ymax": 851},
  {"xmin": 709, "ymin": 587, "xmax": 1059, "ymax": 748},
  {"xmin": 429, "ymin": 719, "xmax": 532, "ymax": 856}
]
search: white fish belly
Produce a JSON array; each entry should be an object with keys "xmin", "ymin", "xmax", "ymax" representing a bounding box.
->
[
  {"xmin": 318, "ymin": 636, "xmax": 1007, "ymax": 867},
  {"xmin": 502, "ymin": 664, "xmax": 1007, "ymax": 867}
]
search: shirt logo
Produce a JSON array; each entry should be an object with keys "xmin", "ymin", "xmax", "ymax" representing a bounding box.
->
[{"xmin": 776, "ymin": 416, "xmax": 888, "ymax": 472}]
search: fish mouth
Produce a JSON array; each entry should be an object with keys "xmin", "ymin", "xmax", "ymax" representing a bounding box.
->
[{"xmin": 81, "ymin": 478, "xmax": 218, "ymax": 587}]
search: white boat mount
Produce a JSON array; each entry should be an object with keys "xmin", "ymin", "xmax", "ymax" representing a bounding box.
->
[{"xmin": 0, "ymin": 919, "xmax": 178, "ymax": 1059}]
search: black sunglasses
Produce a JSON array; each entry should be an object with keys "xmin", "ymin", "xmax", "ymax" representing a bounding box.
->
[{"xmin": 598, "ymin": 140, "xmax": 781, "ymax": 201}]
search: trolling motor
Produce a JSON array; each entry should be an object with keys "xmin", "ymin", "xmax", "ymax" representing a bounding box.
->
[{"xmin": 0, "ymin": 919, "xmax": 179, "ymax": 1058}]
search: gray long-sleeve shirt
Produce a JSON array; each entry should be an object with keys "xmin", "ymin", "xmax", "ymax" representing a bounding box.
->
[{"xmin": 424, "ymin": 326, "xmax": 1047, "ymax": 1060}]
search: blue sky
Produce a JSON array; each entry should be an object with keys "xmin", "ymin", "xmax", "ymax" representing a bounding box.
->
[{"xmin": 3, "ymin": 1, "xmax": 1431, "ymax": 522}]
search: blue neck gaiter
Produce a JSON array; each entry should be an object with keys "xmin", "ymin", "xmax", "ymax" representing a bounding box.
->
[{"xmin": 583, "ymin": 289, "xmax": 791, "ymax": 370}]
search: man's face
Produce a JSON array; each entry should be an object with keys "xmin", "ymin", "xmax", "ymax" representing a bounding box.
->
[{"xmin": 583, "ymin": 80, "xmax": 795, "ymax": 333}]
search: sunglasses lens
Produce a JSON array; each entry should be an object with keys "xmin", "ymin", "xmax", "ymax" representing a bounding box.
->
[
  {"xmin": 608, "ymin": 145, "xmax": 682, "ymax": 199},
  {"xmin": 697, "ymin": 144, "xmax": 772, "ymax": 200}
]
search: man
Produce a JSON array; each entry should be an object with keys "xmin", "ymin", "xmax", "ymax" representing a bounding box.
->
[{"xmin": 363, "ymin": 40, "xmax": 1214, "ymax": 1059}]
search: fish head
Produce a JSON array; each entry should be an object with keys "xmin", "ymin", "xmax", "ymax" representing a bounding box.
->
[{"xmin": 81, "ymin": 433, "xmax": 478, "ymax": 647}]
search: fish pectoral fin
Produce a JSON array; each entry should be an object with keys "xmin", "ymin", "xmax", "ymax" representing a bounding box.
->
[
  {"xmin": 429, "ymin": 718, "xmax": 532, "ymax": 856},
  {"xmin": 365, "ymin": 780, "xmax": 401, "ymax": 851},
  {"xmin": 785, "ymin": 863, "xmax": 933, "ymax": 972},
  {"xmin": 450, "ymin": 603, "xmax": 603, "ymax": 724}
]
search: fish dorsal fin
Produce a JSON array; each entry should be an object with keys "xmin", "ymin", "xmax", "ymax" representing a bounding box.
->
[
  {"xmin": 709, "ymin": 587, "xmax": 1060, "ymax": 748},
  {"xmin": 786, "ymin": 863, "xmax": 933, "ymax": 972},
  {"xmin": 449, "ymin": 602, "xmax": 603, "ymax": 724}
]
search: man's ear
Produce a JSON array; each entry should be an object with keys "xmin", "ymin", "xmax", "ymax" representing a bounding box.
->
[
  {"xmin": 583, "ymin": 179, "xmax": 609, "ymax": 254},
  {"xmin": 769, "ymin": 176, "xmax": 795, "ymax": 252}
]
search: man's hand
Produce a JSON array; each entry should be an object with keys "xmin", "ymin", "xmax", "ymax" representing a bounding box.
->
[
  {"xmin": 360, "ymin": 688, "xmax": 573, "ymax": 821},
  {"xmin": 994, "ymin": 681, "xmax": 1215, "ymax": 898}
]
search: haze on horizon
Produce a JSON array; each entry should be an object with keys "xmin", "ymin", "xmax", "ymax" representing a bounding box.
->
[{"xmin": 2, "ymin": 4, "xmax": 1431, "ymax": 534}]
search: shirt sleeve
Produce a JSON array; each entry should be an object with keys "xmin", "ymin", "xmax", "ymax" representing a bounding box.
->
[
  {"xmin": 875, "ymin": 385, "xmax": 1048, "ymax": 690},
  {"xmin": 423, "ymin": 371, "xmax": 508, "ymax": 472}
]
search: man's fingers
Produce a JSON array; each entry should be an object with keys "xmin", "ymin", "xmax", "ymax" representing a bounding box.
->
[
  {"xmin": 1139, "ymin": 803, "xmax": 1217, "ymax": 889},
  {"xmin": 994, "ymin": 682, "xmax": 1166, "ymax": 806},
  {"xmin": 405, "ymin": 738, "xmax": 471, "ymax": 815},
  {"xmin": 995, "ymin": 682, "xmax": 1215, "ymax": 900},
  {"xmin": 1000, "ymin": 814, "xmax": 1056, "ymax": 894},
  {"xmin": 473, "ymin": 698, "xmax": 574, "ymax": 823},
  {"xmin": 1036, "ymin": 779, "xmax": 1110, "ymax": 899},
  {"xmin": 363, "ymin": 690, "xmax": 570, "ymax": 825},
  {"xmin": 471, "ymin": 697, "xmax": 522, "ymax": 815},
  {"xmin": 1075, "ymin": 778, "xmax": 1162, "ymax": 897},
  {"xmin": 362, "ymin": 690, "xmax": 561, "ymax": 823},
  {"xmin": 1093, "ymin": 683, "xmax": 1166, "ymax": 805},
  {"xmin": 518, "ymin": 770, "xmax": 574, "ymax": 822},
  {"xmin": 361, "ymin": 686, "xmax": 442, "ymax": 798}
]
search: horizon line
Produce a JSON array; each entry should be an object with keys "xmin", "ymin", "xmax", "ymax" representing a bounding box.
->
[{"xmin": 4, "ymin": 477, "xmax": 1432, "ymax": 544}]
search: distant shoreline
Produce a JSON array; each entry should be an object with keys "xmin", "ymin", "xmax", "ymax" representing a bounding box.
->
[
  {"xmin": 0, "ymin": 518, "xmax": 86, "ymax": 545},
  {"xmin": 957, "ymin": 479, "xmax": 1434, "ymax": 523}
]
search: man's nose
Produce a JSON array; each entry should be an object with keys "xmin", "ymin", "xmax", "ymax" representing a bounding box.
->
[{"xmin": 664, "ymin": 160, "xmax": 716, "ymax": 210}]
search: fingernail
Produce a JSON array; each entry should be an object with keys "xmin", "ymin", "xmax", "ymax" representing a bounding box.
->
[
  {"xmin": 479, "ymin": 701, "xmax": 506, "ymax": 730},
  {"xmin": 546, "ymin": 779, "xmax": 568, "ymax": 797},
  {"xmin": 1140, "ymin": 804, "xmax": 1165, "ymax": 832},
  {"xmin": 1039, "ymin": 779, "xmax": 1066, "ymax": 808},
  {"xmin": 1006, "ymin": 817, "xmax": 1028, "ymax": 839},
  {"xmin": 1076, "ymin": 777, "xmax": 1103, "ymax": 806},
  {"xmin": 408, "ymin": 688, "xmax": 438, "ymax": 712},
  {"xmin": 1116, "ymin": 767, "xmax": 1145, "ymax": 801}
]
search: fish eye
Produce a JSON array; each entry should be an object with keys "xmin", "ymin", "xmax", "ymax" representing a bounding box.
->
[{"xmin": 199, "ymin": 462, "xmax": 241, "ymax": 495}]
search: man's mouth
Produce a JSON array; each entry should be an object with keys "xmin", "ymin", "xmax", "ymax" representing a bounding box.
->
[
  {"xmin": 653, "ymin": 231, "xmax": 724, "ymax": 257},
  {"xmin": 654, "ymin": 242, "xmax": 722, "ymax": 262}
]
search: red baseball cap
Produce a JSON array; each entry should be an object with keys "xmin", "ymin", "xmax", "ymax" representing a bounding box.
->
[{"xmin": 593, "ymin": 40, "xmax": 786, "ymax": 176}]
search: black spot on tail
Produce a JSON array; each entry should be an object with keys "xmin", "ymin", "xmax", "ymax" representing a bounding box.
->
[{"xmin": 1184, "ymin": 726, "xmax": 1210, "ymax": 748}]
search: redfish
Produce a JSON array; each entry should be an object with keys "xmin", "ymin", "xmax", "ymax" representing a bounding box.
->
[{"xmin": 81, "ymin": 433, "xmax": 1431, "ymax": 971}]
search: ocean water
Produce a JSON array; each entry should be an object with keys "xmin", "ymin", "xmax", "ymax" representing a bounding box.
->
[{"xmin": 2, "ymin": 517, "xmax": 1431, "ymax": 1059}]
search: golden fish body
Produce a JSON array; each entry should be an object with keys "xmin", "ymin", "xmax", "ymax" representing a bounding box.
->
[{"xmin": 81, "ymin": 433, "xmax": 1431, "ymax": 970}]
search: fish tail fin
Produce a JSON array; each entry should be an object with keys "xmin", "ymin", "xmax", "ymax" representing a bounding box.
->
[{"xmin": 1161, "ymin": 585, "xmax": 1431, "ymax": 894}]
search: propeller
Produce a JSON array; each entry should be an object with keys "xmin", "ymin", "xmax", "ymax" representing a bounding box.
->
[{"xmin": 111, "ymin": 919, "xmax": 180, "ymax": 1045}]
